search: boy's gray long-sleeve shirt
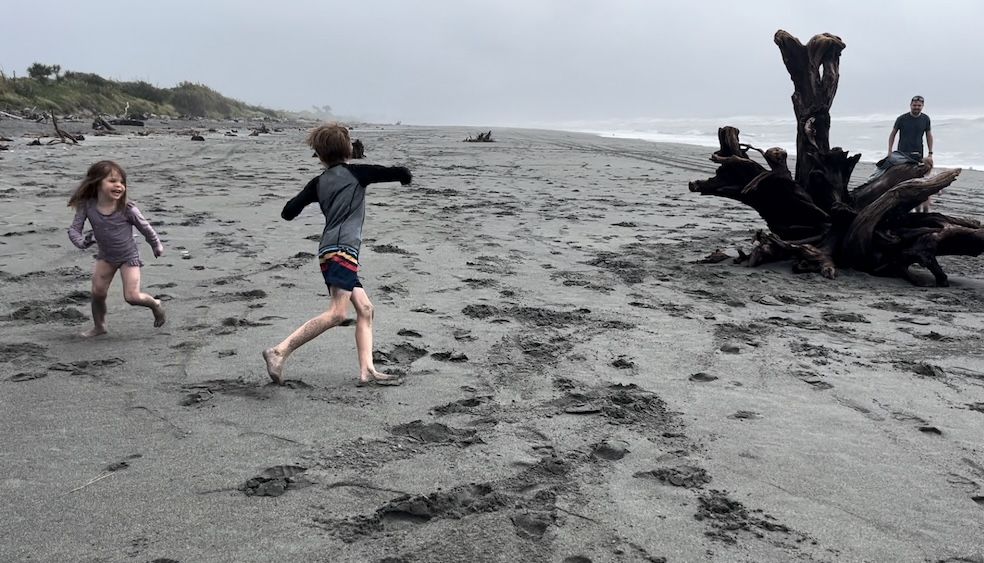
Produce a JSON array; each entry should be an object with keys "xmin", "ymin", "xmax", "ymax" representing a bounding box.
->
[{"xmin": 281, "ymin": 163, "xmax": 411, "ymax": 259}]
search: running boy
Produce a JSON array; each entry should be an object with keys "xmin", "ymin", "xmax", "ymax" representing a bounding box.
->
[{"xmin": 263, "ymin": 123, "xmax": 412, "ymax": 386}]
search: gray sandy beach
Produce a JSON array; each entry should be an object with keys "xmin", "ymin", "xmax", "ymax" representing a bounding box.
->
[{"xmin": 1, "ymin": 120, "xmax": 982, "ymax": 562}]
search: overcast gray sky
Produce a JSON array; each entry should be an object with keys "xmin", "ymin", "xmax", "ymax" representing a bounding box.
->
[{"xmin": 3, "ymin": 0, "xmax": 982, "ymax": 125}]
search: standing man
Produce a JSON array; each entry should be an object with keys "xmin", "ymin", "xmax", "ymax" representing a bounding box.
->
[{"xmin": 888, "ymin": 95, "xmax": 935, "ymax": 210}]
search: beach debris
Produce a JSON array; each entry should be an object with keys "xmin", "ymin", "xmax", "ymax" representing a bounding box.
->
[
  {"xmin": 464, "ymin": 130, "xmax": 494, "ymax": 142},
  {"xmin": 696, "ymin": 249, "xmax": 730, "ymax": 264},
  {"xmin": 64, "ymin": 472, "xmax": 115, "ymax": 495},
  {"xmin": 241, "ymin": 465, "xmax": 313, "ymax": 497},
  {"xmin": 689, "ymin": 30, "xmax": 975, "ymax": 287}
]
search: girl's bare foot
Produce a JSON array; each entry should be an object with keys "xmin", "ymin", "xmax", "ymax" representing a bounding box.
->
[
  {"xmin": 151, "ymin": 299, "xmax": 166, "ymax": 328},
  {"xmin": 81, "ymin": 326, "xmax": 107, "ymax": 338},
  {"xmin": 263, "ymin": 348, "xmax": 286, "ymax": 385}
]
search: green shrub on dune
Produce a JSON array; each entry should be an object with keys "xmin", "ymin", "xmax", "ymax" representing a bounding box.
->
[{"xmin": 0, "ymin": 64, "xmax": 281, "ymax": 119}]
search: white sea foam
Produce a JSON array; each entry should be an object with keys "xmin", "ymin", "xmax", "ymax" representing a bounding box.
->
[{"xmin": 545, "ymin": 113, "xmax": 984, "ymax": 170}]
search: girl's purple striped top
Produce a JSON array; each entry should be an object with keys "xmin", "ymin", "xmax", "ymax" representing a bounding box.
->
[{"xmin": 68, "ymin": 200, "xmax": 161, "ymax": 267}]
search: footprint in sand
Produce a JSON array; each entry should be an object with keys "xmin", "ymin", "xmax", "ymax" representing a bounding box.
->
[
  {"xmin": 389, "ymin": 420, "xmax": 482, "ymax": 446},
  {"xmin": 591, "ymin": 439, "xmax": 630, "ymax": 461},
  {"xmin": 373, "ymin": 343, "xmax": 428, "ymax": 366},
  {"xmin": 7, "ymin": 372, "xmax": 47, "ymax": 382},
  {"xmin": 728, "ymin": 410, "xmax": 762, "ymax": 420},
  {"xmin": 689, "ymin": 372, "xmax": 718, "ymax": 383},
  {"xmin": 181, "ymin": 379, "xmax": 274, "ymax": 401},
  {"xmin": 430, "ymin": 350, "xmax": 468, "ymax": 363},
  {"xmin": 634, "ymin": 465, "xmax": 712, "ymax": 489},
  {"xmin": 241, "ymin": 465, "xmax": 313, "ymax": 497},
  {"xmin": 511, "ymin": 512, "xmax": 553, "ymax": 540},
  {"xmin": 791, "ymin": 369, "xmax": 833, "ymax": 390}
]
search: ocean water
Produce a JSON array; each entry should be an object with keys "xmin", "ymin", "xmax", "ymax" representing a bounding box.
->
[{"xmin": 549, "ymin": 113, "xmax": 984, "ymax": 170}]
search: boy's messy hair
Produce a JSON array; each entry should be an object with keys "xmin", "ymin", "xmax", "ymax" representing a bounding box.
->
[
  {"xmin": 306, "ymin": 122, "xmax": 352, "ymax": 165},
  {"xmin": 68, "ymin": 160, "xmax": 128, "ymax": 210}
]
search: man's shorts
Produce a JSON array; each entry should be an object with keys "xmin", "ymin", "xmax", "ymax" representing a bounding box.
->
[{"xmin": 321, "ymin": 258, "xmax": 362, "ymax": 292}]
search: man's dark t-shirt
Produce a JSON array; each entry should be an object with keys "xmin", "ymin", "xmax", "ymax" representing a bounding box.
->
[{"xmin": 894, "ymin": 112, "xmax": 931, "ymax": 157}]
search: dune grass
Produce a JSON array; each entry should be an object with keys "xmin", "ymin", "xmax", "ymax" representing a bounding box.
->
[{"xmin": 0, "ymin": 68, "xmax": 281, "ymax": 119}]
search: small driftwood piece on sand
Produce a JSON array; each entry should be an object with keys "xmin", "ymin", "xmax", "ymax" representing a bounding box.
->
[
  {"xmin": 351, "ymin": 139, "xmax": 365, "ymax": 159},
  {"xmin": 0, "ymin": 110, "xmax": 25, "ymax": 120},
  {"xmin": 689, "ymin": 30, "xmax": 974, "ymax": 286},
  {"xmin": 464, "ymin": 130, "xmax": 494, "ymax": 142},
  {"xmin": 109, "ymin": 118, "xmax": 144, "ymax": 127}
]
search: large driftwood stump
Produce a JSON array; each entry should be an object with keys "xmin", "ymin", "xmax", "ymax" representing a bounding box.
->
[{"xmin": 689, "ymin": 30, "xmax": 974, "ymax": 286}]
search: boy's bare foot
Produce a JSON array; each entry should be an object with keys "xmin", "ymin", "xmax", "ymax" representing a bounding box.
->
[
  {"xmin": 357, "ymin": 369, "xmax": 402, "ymax": 387},
  {"xmin": 81, "ymin": 326, "xmax": 107, "ymax": 338},
  {"xmin": 263, "ymin": 348, "xmax": 285, "ymax": 385},
  {"xmin": 151, "ymin": 299, "xmax": 166, "ymax": 328}
]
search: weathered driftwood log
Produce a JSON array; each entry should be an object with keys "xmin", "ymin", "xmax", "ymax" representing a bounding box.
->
[
  {"xmin": 91, "ymin": 113, "xmax": 116, "ymax": 131},
  {"xmin": 49, "ymin": 115, "xmax": 79, "ymax": 145},
  {"xmin": 689, "ymin": 30, "xmax": 972, "ymax": 286},
  {"xmin": 464, "ymin": 130, "xmax": 494, "ymax": 142}
]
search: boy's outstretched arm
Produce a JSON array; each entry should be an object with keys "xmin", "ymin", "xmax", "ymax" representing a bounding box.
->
[
  {"xmin": 281, "ymin": 177, "xmax": 320, "ymax": 220},
  {"xmin": 348, "ymin": 164, "xmax": 412, "ymax": 187}
]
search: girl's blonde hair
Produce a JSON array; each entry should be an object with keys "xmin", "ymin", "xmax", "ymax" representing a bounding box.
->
[
  {"xmin": 306, "ymin": 123, "xmax": 352, "ymax": 165},
  {"xmin": 67, "ymin": 160, "xmax": 128, "ymax": 210}
]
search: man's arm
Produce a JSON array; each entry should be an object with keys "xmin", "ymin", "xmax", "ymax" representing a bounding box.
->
[
  {"xmin": 925, "ymin": 130, "xmax": 934, "ymax": 166},
  {"xmin": 887, "ymin": 127, "xmax": 899, "ymax": 156},
  {"xmin": 281, "ymin": 176, "xmax": 320, "ymax": 220},
  {"xmin": 348, "ymin": 164, "xmax": 412, "ymax": 187}
]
